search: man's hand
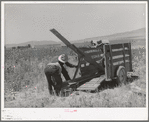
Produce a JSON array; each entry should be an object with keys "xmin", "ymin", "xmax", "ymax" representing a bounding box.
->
[{"xmin": 66, "ymin": 80, "xmax": 71, "ymax": 83}]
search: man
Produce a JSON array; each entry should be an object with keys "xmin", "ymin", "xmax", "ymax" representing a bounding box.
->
[
  {"xmin": 58, "ymin": 54, "xmax": 77, "ymax": 80},
  {"xmin": 44, "ymin": 54, "xmax": 77, "ymax": 96},
  {"xmin": 91, "ymin": 40, "xmax": 103, "ymax": 48}
]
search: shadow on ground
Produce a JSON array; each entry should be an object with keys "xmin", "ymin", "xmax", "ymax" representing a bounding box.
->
[
  {"xmin": 61, "ymin": 76, "xmax": 139, "ymax": 96},
  {"xmin": 90, "ymin": 75, "xmax": 139, "ymax": 93}
]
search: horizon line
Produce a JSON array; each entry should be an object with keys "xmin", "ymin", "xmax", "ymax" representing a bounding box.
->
[{"xmin": 5, "ymin": 27, "xmax": 145, "ymax": 46}]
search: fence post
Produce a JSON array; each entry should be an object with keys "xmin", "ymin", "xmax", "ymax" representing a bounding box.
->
[
  {"xmin": 109, "ymin": 44, "xmax": 113, "ymax": 78},
  {"xmin": 128, "ymin": 43, "xmax": 133, "ymax": 72},
  {"xmin": 122, "ymin": 43, "xmax": 126, "ymax": 68}
]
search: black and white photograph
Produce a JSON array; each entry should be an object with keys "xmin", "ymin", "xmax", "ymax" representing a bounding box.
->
[{"xmin": 1, "ymin": 1, "xmax": 148, "ymax": 120}]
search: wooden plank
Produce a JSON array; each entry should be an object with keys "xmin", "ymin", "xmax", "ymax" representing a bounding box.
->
[
  {"xmin": 78, "ymin": 78, "xmax": 102, "ymax": 87},
  {"xmin": 113, "ymin": 54, "xmax": 129, "ymax": 59},
  {"xmin": 113, "ymin": 56, "xmax": 129, "ymax": 63},
  {"xmin": 111, "ymin": 43, "xmax": 123, "ymax": 49},
  {"xmin": 111, "ymin": 43, "xmax": 129, "ymax": 49},
  {"xmin": 113, "ymin": 61, "xmax": 124, "ymax": 66},
  {"xmin": 103, "ymin": 53, "xmax": 112, "ymax": 80},
  {"xmin": 112, "ymin": 48, "xmax": 123, "ymax": 52},
  {"xmin": 77, "ymin": 87, "xmax": 98, "ymax": 91},
  {"xmin": 122, "ymin": 44, "xmax": 126, "ymax": 67},
  {"xmin": 78, "ymin": 85, "xmax": 100, "ymax": 89},
  {"xmin": 77, "ymin": 75, "xmax": 105, "ymax": 91},
  {"xmin": 79, "ymin": 84, "xmax": 100, "ymax": 88},
  {"xmin": 112, "ymin": 50, "xmax": 129, "ymax": 56},
  {"xmin": 104, "ymin": 45, "xmax": 111, "ymax": 80},
  {"xmin": 83, "ymin": 80, "xmax": 102, "ymax": 85},
  {"xmin": 77, "ymin": 87, "xmax": 99, "ymax": 91},
  {"xmin": 79, "ymin": 85, "xmax": 100, "ymax": 88},
  {"xmin": 88, "ymin": 75, "xmax": 105, "ymax": 84},
  {"xmin": 112, "ymin": 48, "xmax": 129, "ymax": 52},
  {"xmin": 109, "ymin": 45, "xmax": 114, "ymax": 78},
  {"xmin": 107, "ymin": 54, "xmax": 111, "ymax": 80},
  {"xmin": 128, "ymin": 43, "xmax": 133, "ymax": 72},
  {"xmin": 112, "ymin": 51, "xmax": 123, "ymax": 56}
]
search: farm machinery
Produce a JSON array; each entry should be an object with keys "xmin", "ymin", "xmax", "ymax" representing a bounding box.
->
[{"xmin": 50, "ymin": 29, "xmax": 133, "ymax": 92}]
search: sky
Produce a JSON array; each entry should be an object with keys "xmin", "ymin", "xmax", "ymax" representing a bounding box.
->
[{"xmin": 4, "ymin": 2, "xmax": 146, "ymax": 44}]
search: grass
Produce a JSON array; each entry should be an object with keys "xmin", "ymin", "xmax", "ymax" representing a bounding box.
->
[{"xmin": 4, "ymin": 42, "xmax": 146, "ymax": 108}]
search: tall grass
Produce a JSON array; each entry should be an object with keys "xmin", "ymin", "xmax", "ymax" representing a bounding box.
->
[{"xmin": 4, "ymin": 45, "xmax": 146, "ymax": 107}]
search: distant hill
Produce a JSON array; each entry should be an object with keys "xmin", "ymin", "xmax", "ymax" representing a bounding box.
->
[
  {"xmin": 72, "ymin": 28, "xmax": 146, "ymax": 44},
  {"xmin": 6, "ymin": 40, "xmax": 58, "ymax": 48},
  {"xmin": 6, "ymin": 28, "xmax": 146, "ymax": 48}
]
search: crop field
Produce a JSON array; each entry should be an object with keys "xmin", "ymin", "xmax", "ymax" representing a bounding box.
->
[{"xmin": 4, "ymin": 40, "xmax": 146, "ymax": 108}]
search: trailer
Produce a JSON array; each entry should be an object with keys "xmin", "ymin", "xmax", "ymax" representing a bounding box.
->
[{"xmin": 50, "ymin": 29, "xmax": 133, "ymax": 92}]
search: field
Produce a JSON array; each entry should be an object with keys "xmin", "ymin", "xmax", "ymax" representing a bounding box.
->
[{"xmin": 4, "ymin": 40, "xmax": 146, "ymax": 108}]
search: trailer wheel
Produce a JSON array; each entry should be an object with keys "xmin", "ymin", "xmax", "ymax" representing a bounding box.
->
[{"xmin": 116, "ymin": 66, "xmax": 126, "ymax": 85}]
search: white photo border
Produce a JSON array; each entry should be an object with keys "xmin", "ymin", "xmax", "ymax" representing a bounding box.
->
[{"xmin": 1, "ymin": 1, "xmax": 148, "ymax": 120}]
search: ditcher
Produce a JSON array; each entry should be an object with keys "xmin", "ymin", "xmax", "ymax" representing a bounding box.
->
[{"xmin": 50, "ymin": 29, "xmax": 133, "ymax": 92}]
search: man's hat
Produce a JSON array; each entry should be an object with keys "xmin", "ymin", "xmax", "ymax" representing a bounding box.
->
[{"xmin": 58, "ymin": 54, "xmax": 68, "ymax": 63}]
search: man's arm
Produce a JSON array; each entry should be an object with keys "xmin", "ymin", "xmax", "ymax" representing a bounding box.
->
[
  {"xmin": 65, "ymin": 62, "xmax": 77, "ymax": 68},
  {"xmin": 61, "ymin": 66, "xmax": 71, "ymax": 80}
]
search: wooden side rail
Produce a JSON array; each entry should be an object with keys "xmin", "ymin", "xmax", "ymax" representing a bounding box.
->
[{"xmin": 104, "ymin": 42, "xmax": 133, "ymax": 80}]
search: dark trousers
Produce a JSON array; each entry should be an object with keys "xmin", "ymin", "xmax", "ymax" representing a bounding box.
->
[{"xmin": 44, "ymin": 66, "xmax": 62, "ymax": 96}]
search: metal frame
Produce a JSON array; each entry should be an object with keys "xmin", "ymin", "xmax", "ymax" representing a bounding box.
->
[{"xmin": 50, "ymin": 28, "xmax": 133, "ymax": 88}]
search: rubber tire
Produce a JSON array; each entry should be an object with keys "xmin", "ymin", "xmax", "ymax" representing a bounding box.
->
[{"xmin": 116, "ymin": 66, "xmax": 127, "ymax": 85}]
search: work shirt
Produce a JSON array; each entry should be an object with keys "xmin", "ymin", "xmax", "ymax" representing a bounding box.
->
[
  {"xmin": 46, "ymin": 61, "xmax": 76, "ymax": 81},
  {"xmin": 47, "ymin": 62, "xmax": 62, "ymax": 75},
  {"xmin": 58, "ymin": 61, "xmax": 76, "ymax": 81}
]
